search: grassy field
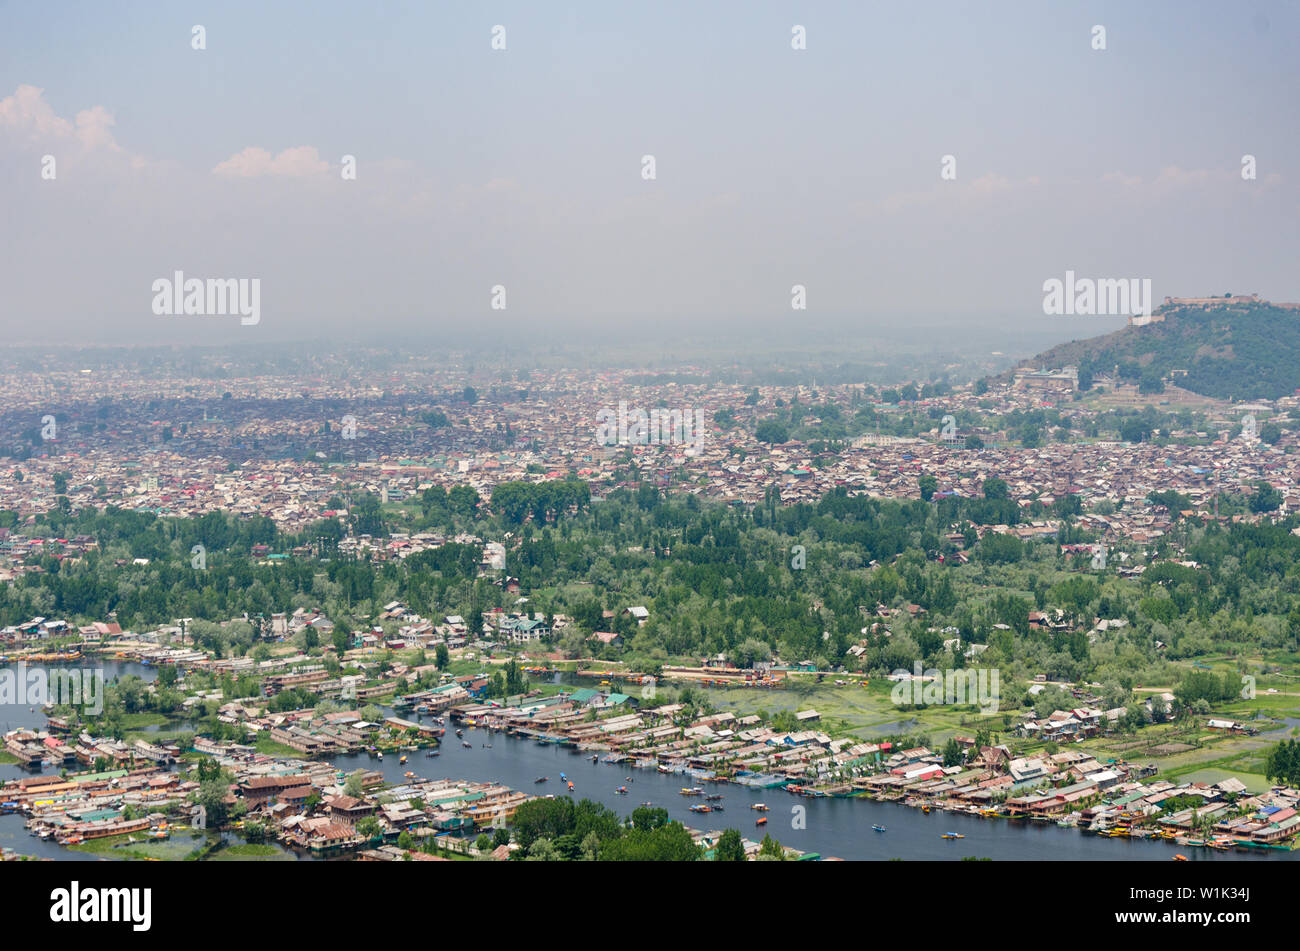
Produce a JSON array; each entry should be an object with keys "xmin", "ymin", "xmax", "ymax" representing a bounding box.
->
[
  {"xmin": 254, "ymin": 735, "xmax": 305, "ymax": 758},
  {"xmin": 211, "ymin": 843, "xmax": 294, "ymax": 861},
  {"xmin": 692, "ymin": 676, "xmax": 1007, "ymax": 744}
]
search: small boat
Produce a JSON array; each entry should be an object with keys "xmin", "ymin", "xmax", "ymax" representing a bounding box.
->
[
  {"xmin": 921, "ymin": 806, "xmax": 930, "ymax": 814},
  {"xmin": 462, "ymin": 741, "xmax": 472, "ymax": 748},
  {"xmin": 751, "ymin": 803, "xmax": 769, "ymax": 812},
  {"xmin": 616, "ymin": 786, "xmax": 628, "ymax": 795},
  {"xmin": 640, "ymin": 801, "xmax": 654, "ymax": 808},
  {"xmin": 689, "ymin": 804, "xmax": 712, "ymax": 813},
  {"xmin": 560, "ymin": 773, "xmax": 567, "ymax": 782},
  {"xmin": 404, "ymin": 771, "xmax": 415, "ymax": 778},
  {"xmin": 1173, "ymin": 854, "xmax": 1188, "ymax": 862},
  {"xmin": 483, "ymin": 743, "xmax": 492, "ymax": 748},
  {"xmin": 872, "ymin": 825, "xmax": 887, "ymax": 832},
  {"xmin": 940, "ymin": 833, "xmax": 965, "ymax": 840},
  {"xmin": 399, "ymin": 755, "xmax": 407, "ymax": 764},
  {"xmin": 712, "ymin": 804, "xmax": 724, "ymax": 811},
  {"xmin": 535, "ymin": 777, "xmax": 548, "ymax": 784},
  {"xmin": 679, "ymin": 787, "xmax": 703, "ymax": 796},
  {"xmin": 426, "ymin": 749, "xmax": 439, "ymax": 757},
  {"xmin": 567, "ymin": 781, "xmax": 574, "ymax": 791},
  {"xmin": 705, "ymin": 794, "xmax": 724, "ymax": 801},
  {"xmin": 377, "ymin": 752, "xmax": 383, "ymax": 760},
  {"xmin": 756, "ymin": 816, "xmax": 768, "ymax": 826},
  {"xmin": 455, "ymin": 729, "xmax": 463, "ymax": 737}
]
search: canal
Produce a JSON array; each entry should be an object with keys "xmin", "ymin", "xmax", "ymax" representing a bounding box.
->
[
  {"xmin": 5, "ymin": 661, "xmax": 1296, "ymax": 861},
  {"xmin": 330, "ymin": 722, "xmax": 1297, "ymax": 862}
]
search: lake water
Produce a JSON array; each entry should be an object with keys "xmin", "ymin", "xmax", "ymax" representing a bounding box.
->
[
  {"xmin": 4, "ymin": 662, "xmax": 1294, "ymax": 861},
  {"xmin": 331, "ymin": 722, "xmax": 1296, "ymax": 861}
]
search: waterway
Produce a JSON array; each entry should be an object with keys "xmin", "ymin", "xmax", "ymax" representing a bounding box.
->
[
  {"xmin": 4, "ymin": 661, "xmax": 1295, "ymax": 861},
  {"xmin": 331, "ymin": 722, "xmax": 1296, "ymax": 861}
]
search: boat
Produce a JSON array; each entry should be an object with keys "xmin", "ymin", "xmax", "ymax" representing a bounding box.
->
[
  {"xmin": 591, "ymin": 754, "xmax": 599, "ymax": 762},
  {"xmin": 426, "ymin": 749, "xmax": 439, "ymax": 757},
  {"xmin": 705, "ymin": 794, "xmax": 724, "ymax": 801},
  {"xmin": 921, "ymin": 806, "xmax": 930, "ymax": 814},
  {"xmin": 462, "ymin": 741, "xmax": 472, "ymax": 748},
  {"xmin": 756, "ymin": 816, "xmax": 768, "ymax": 826},
  {"xmin": 560, "ymin": 773, "xmax": 567, "ymax": 782},
  {"xmin": 712, "ymin": 804, "xmax": 724, "ymax": 811},
  {"xmin": 567, "ymin": 781, "xmax": 574, "ymax": 791},
  {"xmin": 404, "ymin": 771, "xmax": 415, "ymax": 778},
  {"xmin": 535, "ymin": 777, "xmax": 548, "ymax": 784},
  {"xmin": 751, "ymin": 803, "xmax": 769, "ymax": 812},
  {"xmin": 640, "ymin": 801, "xmax": 654, "ymax": 808},
  {"xmin": 455, "ymin": 729, "xmax": 463, "ymax": 737},
  {"xmin": 616, "ymin": 786, "xmax": 628, "ymax": 795},
  {"xmin": 1173, "ymin": 854, "xmax": 1189, "ymax": 861},
  {"xmin": 483, "ymin": 743, "xmax": 492, "ymax": 748},
  {"xmin": 399, "ymin": 755, "xmax": 407, "ymax": 764},
  {"xmin": 377, "ymin": 752, "xmax": 383, "ymax": 760},
  {"xmin": 872, "ymin": 825, "xmax": 887, "ymax": 832},
  {"xmin": 680, "ymin": 787, "xmax": 703, "ymax": 796},
  {"xmin": 940, "ymin": 833, "xmax": 965, "ymax": 839},
  {"xmin": 689, "ymin": 804, "xmax": 712, "ymax": 813}
]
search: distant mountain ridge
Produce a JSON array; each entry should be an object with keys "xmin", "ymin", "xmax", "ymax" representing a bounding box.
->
[{"xmin": 1022, "ymin": 295, "xmax": 1300, "ymax": 401}]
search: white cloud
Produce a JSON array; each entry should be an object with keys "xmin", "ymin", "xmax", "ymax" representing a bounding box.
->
[
  {"xmin": 1152, "ymin": 165, "xmax": 1212, "ymax": 188},
  {"xmin": 0, "ymin": 84, "xmax": 123, "ymax": 153},
  {"xmin": 213, "ymin": 145, "xmax": 330, "ymax": 178},
  {"xmin": 1101, "ymin": 171, "xmax": 1142, "ymax": 186}
]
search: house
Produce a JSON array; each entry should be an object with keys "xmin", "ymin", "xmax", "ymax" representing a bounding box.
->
[
  {"xmin": 326, "ymin": 795, "xmax": 377, "ymax": 828},
  {"xmin": 589, "ymin": 631, "xmax": 621, "ymax": 647},
  {"xmin": 1207, "ymin": 718, "xmax": 1246, "ymax": 734}
]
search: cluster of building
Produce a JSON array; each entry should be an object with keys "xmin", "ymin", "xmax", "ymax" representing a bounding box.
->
[{"xmin": 3, "ymin": 360, "xmax": 1298, "ymax": 558}]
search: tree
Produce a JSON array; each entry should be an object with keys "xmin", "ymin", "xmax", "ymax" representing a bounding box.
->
[
  {"xmin": 983, "ymin": 478, "xmax": 1009, "ymax": 500},
  {"xmin": 1249, "ymin": 481, "xmax": 1282, "ymax": 514},
  {"xmin": 755, "ymin": 420, "xmax": 790, "ymax": 444},
  {"xmin": 1265, "ymin": 739, "xmax": 1300, "ymax": 786},
  {"xmin": 918, "ymin": 475, "xmax": 938, "ymax": 502},
  {"xmin": 714, "ymin": 828, "xmax": 746, "ymax": 861},
  {"xmin": 599, "ymin": 822, "xmax": 700, "ymax": 861},
  {"xmin": 343, "ymin": 770, "xmax": 367, "ymax": 798},
  {"xmin": 356, "ymin": 817, "xmax": 381, "ymax": 840},
  {"xmin": 942, "ymin": 737, "xmax": 963, "ymax": 767},
  {"xmin": 757, "ymin": 833, "xmax": 786, "ymax": 860}
]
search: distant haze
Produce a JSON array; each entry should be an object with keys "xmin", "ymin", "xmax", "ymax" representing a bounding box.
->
[{"xmin": 2, "ymin": 1, "xmax": 1297, "ymax": 348}]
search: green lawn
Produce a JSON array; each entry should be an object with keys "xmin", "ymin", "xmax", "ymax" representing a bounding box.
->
[
  {"xmin": 211, "ymin": 843, "xmax": 295, "ymax": 861},
  {"xmin": 254, "ymin": 735, "xmax": 304, "ymax": 758}
]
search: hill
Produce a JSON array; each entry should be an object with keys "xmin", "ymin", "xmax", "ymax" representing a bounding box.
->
[{"xmin": 1023, "ymin": 296, "xmax": 1300, "ymax": 401}]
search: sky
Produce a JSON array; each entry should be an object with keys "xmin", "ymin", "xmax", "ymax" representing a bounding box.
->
[{"xmin": 1, "ymin": 0, "xmax": 1297, "ymax": 349}]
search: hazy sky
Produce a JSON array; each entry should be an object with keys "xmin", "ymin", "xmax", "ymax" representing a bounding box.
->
[{"xmin": 2, "ymin": 1, "xmax": 1297, "ymax": 347}]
